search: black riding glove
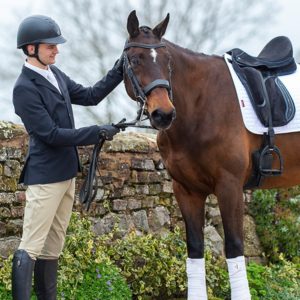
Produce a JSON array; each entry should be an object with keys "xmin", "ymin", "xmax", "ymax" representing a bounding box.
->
[
  {"xmin": 113, "ymin": 53, "xmax": 125, "ymax": 76},
  {"xmin": 98, "ymin": 125, "xmax": 120, "ymax": 141}
]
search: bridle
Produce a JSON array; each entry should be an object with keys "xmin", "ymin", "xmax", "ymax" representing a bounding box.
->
[
  {"xmin": 79, "ymin": 41, "xmax": 174, "ymax": 210},
  {"xmin": 123, "ymin": 40, "xmax": 173, "ymax": 123}
]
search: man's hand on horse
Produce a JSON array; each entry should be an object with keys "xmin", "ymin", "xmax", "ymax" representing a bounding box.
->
[{"xmin": 113, "ymin": 53, "xmax": 125, "ymax": 76}]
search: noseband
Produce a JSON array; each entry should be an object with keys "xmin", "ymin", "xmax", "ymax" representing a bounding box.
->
[{"xmin": 123, "ymin": 41, "xmax": 173, "ymax": 121}]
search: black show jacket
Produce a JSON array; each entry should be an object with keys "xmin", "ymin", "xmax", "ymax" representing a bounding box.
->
[{"xmin": 13, "ymin": 64, "xmax": 122, "ymax": 185}]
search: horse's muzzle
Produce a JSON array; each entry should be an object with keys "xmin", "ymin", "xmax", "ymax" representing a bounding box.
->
[{"xmin": 150, "ymin": 108, "xmax": 176, "ymax": 130}]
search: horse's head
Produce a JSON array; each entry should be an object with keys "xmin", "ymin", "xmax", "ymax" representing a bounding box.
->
[{"xmin": 123, "ymin": 10, "xmax": 176, "ymax": 130}]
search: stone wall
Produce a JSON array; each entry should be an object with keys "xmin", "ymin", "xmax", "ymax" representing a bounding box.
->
[{"xmin": 0, "ymin": 121, "xmax": 263, "ymax": 261}]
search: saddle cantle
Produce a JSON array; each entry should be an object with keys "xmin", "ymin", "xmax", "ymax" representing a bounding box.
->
[
  {"xmin": 231, "ymin": 36, "xmax": 295, "ymax": 71},
  {"xmin": 227, "ymin": 36, "xmax": 298, "ymax": 189}
]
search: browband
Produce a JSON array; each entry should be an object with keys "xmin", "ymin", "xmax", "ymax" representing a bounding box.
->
[{"xmin": 124, "ymin": 42, "xmax": 166, "ymax": 50}]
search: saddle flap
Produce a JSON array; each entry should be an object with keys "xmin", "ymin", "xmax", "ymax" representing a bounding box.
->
[
  {"xmin": 241, "ymin": 67, "xmax": 270, "ymax": 126},
  {"xmin": 231, "ymin": 57, "xmax": 296, "ymax": 127}
]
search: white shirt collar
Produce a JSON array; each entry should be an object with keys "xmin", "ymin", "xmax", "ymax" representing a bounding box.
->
[
  {"xmin": 24, "ymin": 61, "xmax": 61, "ymax": 93},
  {"xmin": 24, "ymin": 61, "xmax": 52, "ymax": 79}
]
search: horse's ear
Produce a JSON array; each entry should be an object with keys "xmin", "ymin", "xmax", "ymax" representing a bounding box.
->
[
  {"xmin": 153, "ymin": 13, "xmax": 170, "ymax": 40},
  {"xmin": 127, "ymin": 10, "xmax": 140, "ymax": 38}
]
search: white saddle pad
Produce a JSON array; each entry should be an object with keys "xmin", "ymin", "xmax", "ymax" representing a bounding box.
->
[{"xmin": 224, "ymin": 53, "xmax": 300, "ymax": 135}]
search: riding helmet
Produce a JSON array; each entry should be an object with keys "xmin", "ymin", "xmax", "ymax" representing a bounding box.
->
[{"xmin": 17, "ymin": 15, "xmax": 66, "ymax": 48}]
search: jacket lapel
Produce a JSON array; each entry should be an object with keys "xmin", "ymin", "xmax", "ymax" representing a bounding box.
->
[
  {"xmin": 50, "ymin": 66, "xmax": 76, "ymax": 128},
  {"xmin": 22, "ymin": 65, "xmax": 75, "ymax": 128},
  {"xmin": 22, "ymin": 66, "xmax": 61, "ymax": 95},
  {"xmin": 50, "ymin": 66, "xmax": 68, "ymax": 98}
]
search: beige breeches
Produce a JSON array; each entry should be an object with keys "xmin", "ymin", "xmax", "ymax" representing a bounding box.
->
[{"xmin": 19, "ymin": 178, "xmax": 75, "ymax": 259}]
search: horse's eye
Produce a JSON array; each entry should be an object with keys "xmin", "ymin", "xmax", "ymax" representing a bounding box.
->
[{"xmin": 130, "ymin": 57, "xmax": 140, "ymax": 67}]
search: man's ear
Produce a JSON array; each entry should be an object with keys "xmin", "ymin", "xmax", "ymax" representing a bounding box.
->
[{"xmin": 27, "ymin": 44, "xmax": 35, "ymax": 55}]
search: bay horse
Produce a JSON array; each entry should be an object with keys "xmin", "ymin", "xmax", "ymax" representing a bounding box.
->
[{"xmin": 123, "ymin": 11, "xmax": 300, "ymax": 300}]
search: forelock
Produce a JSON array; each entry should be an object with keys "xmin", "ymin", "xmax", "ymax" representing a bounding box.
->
[{"xmin": 140, "ymin": 26, "xmax": 152, "ymax": 34}]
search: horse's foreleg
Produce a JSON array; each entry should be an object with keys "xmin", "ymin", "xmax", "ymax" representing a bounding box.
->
[
  {"xmin": 173, "ymin": 180, "xmax": 208, "ymax": 300},
  {"xmin": 215, "ymin": 177, "xmax": 251, "ymax": 300}
]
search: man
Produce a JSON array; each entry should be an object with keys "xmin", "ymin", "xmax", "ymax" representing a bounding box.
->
[{"xmin": 12, "ymin": 15, "xmax": 123, "ymax": 299}]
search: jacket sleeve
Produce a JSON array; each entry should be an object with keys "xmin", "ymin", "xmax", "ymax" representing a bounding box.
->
[
  {"xmin": 13, "ymin": 85, "xmax": 101, "ymax": 146},
  {"xmin": 63, "ymin": 67, "xmax": 123, "ymax": 106}
]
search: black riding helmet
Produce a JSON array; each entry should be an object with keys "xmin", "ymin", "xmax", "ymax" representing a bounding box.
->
[{"xmin": 17, "ymin": 15, "xmax": 66, "ymax": 65}]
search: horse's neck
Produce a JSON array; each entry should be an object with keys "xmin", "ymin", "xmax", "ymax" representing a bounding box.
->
[
  {"xmin": 164, "ymin": 42, "xmax": 232, "ymax": 143},
  {"xmin": 169, "ymin": 42, "xmax": 212, "ymax": 102},
  {"xmin": 168, "ymin": 42, "xmax": 216, "ymax": 117}
]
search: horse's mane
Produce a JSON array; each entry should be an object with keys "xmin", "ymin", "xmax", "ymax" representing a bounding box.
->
[
  {"xmin": 163, "ymin": 39, "xmax": 207, "ymax": 58},
  {"xmin": 137, "ymin": 26, "xmax": 207, "ymax": 58}
]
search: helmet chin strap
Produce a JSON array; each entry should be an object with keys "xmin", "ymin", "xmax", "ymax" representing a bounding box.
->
[{"xmin": 27, "ymin": 44, "xmax": 48, "ymax": 67}]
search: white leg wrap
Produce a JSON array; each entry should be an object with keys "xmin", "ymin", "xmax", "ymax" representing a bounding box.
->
[
  {"xmin": 186, "ymin": 258, "xmax": 208, "ymax": 300},
  {"xmin": 226, "ymin": 256, "xmax": 251, "ymax": 300}
]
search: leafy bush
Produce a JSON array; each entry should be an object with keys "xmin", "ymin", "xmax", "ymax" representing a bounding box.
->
[
  {"xmin": 103, "ymin": 227, "xmax": 187, "ymax": 299},
  {"xmin": 0, "ymin": 213, "xmax": 131, "ymax": 300},
  {"xmin": 1, "ymin": 211, "xmax": 299, "ymax": 299},
  {"xmin": 263, "ymin": 255, "xmax": 300, "ymax": 300},
  {"xmin": 247, "ymin": 262, "xmax": 268, "ymax": 299},
  {"xmin": 64, "ymin": 262, "xmax": 132, "ymax": 300},
  {"xmin": 205, "ymin": 251, "xmax": 229, "ymax": 299},
  {"xmin": 0, "ymin": 253, "xmax": 12, "ymax": 297},
  {"xmin": 250, "ymin": 189, "xmax": 300, "ymax": 262},
  {"xmin": 248, "ymin": 255, "xmax": 300, "ymax": 300},
  {"xmin": 57, "ymin": 213, "xmax": 132, "ymax": 299}
]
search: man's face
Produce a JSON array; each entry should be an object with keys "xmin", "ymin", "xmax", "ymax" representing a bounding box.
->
[
  {"xmin": 37, "ymin": 44, "xmax": 59, "ymax": 65},
  {"xmin": 27, "ymin": 44, "xmax": 59, "ymax": 66}
]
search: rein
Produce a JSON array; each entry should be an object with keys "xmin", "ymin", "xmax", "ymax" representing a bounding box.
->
[
  {"xmin": 79, "ymin": 117, "xmax": 152, "ymax": 211},
  {"xmin": 79, "ymin": 41, "xmax": 173, "ymax": 210}
]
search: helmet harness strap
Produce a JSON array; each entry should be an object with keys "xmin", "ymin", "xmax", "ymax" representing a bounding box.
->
[{"xmin": 25, "ymin": 44, "xmax": 48, "ymax": 67}]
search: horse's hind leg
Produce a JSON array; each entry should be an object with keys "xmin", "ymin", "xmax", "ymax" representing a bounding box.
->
[
  {"xmin": 173, "ymin": 180, "xmax": 208, "ymax": 300},
  {"xmin": 215, "ymin": 177, "xmax": 251, "ymax": 300}
]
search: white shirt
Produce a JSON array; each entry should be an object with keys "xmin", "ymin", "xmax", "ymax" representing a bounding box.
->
[{"xmin": 24, "ymin": 61, "xmax": 61, "ymax": 94}]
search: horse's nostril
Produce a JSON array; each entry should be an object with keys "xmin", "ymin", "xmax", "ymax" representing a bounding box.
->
[
  {"xmin": 151, "ymin": 109, "xmax": 164, "ymax": 122},
  {"xmin": 152, "ymin": 109, "xmax": 171, "ymax": 121},
  {"xmin": 151, "ymin": 108, "xmax": 175, "ymax": 129}
]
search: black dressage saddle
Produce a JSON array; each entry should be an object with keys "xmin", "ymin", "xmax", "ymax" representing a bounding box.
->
[
  {"xmin": 227, "ymin": 36, "xmax": 298, "ymax": 188},
  {"xmin": 228, "ymin": 36, "xmax": 296, "ymax": 128}
]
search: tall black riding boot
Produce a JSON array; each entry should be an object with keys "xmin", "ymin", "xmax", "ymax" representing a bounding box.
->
[
  {"xmin": 12, "ymin": 249, "xmax": 35, "ymax": 300},
  {"xmin": 34, "ymin": 258, "xmax": 58, "ymax": 300}
]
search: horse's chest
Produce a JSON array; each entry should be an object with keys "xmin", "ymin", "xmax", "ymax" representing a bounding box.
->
[
  {"xmin": 158, "ymin": 144, "xmax": 206, "ymax": 189},
  {"xmin": 157, "ymin": 132, "xmax": 216, "ymax": 193}
]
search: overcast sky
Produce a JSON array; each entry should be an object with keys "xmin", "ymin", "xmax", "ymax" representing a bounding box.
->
[
  {"xmin": 2, "ymin": 0, "xmax": 300, "ymax": 53},
  {"xmin": 1, "ymin": 0, "xmax": 300, "ymax": 125}
]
